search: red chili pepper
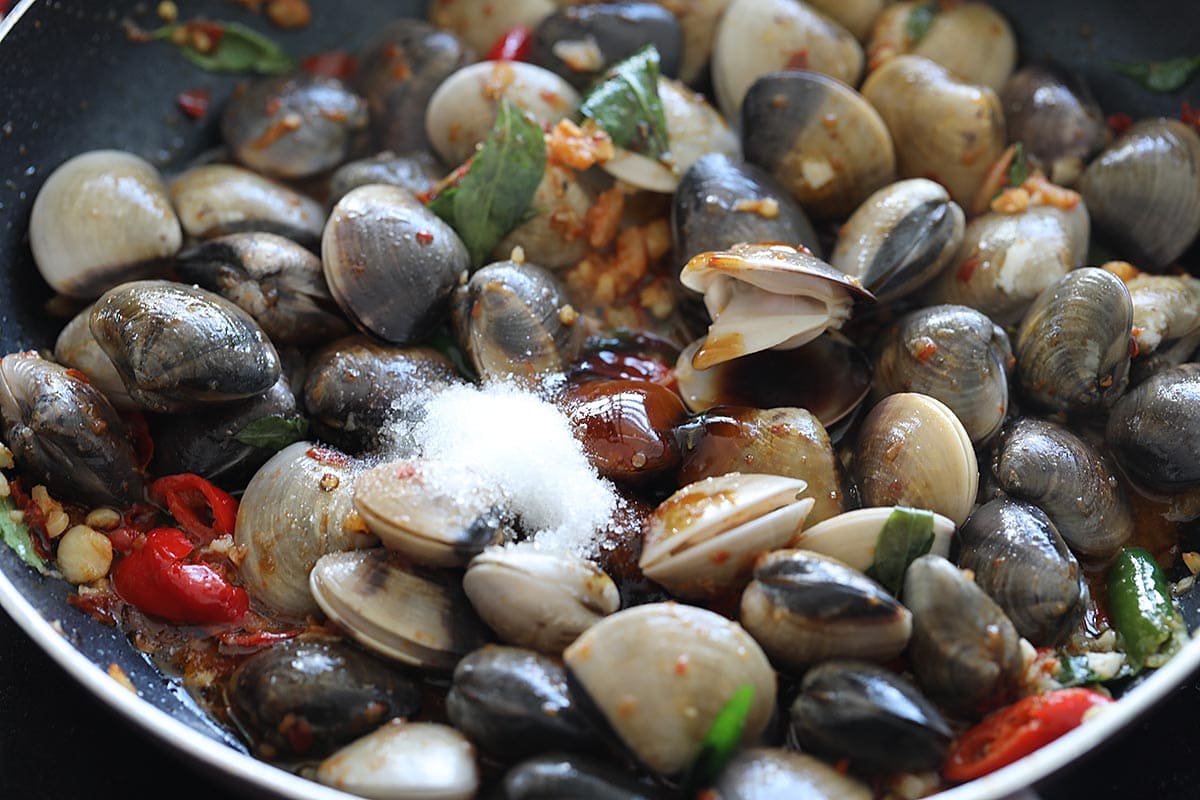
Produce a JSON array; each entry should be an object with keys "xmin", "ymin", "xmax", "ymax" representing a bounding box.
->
[
  {"xmin": 120, "ymin": 410, "xmax": 154, "ymax": 471},
  {"xmin": 176, "ymin": 87, "xmax": 211, "ymax": 119},
  {"xmin": 111, "ymin": 528, "xmax": 249, "ymax": 625},
  {"xmin": 149, "ymin": 473, "xmax": 239, "ymax": 544},
  {"xmin": 302, "ymin": 50, "xmax": 358, "ymax": 79},
  {"xmin": 944, "ymin": 688, "xmax": 1113, "ymax": 782},
  {"xmin": 486, "ymin": 25, "xmax": 533, "ymax": 62},
  {"xmin": 1106, "ymin": 112, "xmax": 1134, "ymax": 136}
]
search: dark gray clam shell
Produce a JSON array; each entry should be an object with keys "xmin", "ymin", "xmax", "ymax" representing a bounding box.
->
[
  {"xmin": 993, "ymin": 417, "xmax": 1133, "ymax": 560},
  {"xmin": 789, "ymin": 660, "xmax": 952, "ymax": 774},
  {"xmin": 1080, "ymin": 118, "xmax": 1200, "ymax": 269},
  {"xmin": 1000, "ymin": 63, "xmax": 1104, "ymax": 178},
  {"xmin": 902, "ymin": 554, "xmax": 1024, "ymax": 717},
  {"xmin": 873, "ymin": 304, "xmax": 1011, "ymax": 444},
  {"xmin": 958, "ymin": 497, "xmax": 1084, "ymax": 646},
  {"xmin": 169, "ymin": 164, "xmax": 326, "ymax": 246},
  {"xmin": 1016, "ymin": 267, "xmax": 1132, "ymax": 412},
  {"xmin": 503, "ymin": 752, "xmax": 660, "ymax": 800},
  {"xmin": 227, "ymin": 636, "xmax": 420, "ymax": 759},
  {"xmin": 531, "ymin": 2, "xmax": 682, "ymax": 90},
  {"xmin": 1107, "ymin": 363, "xmax": 1200, "ymax": 490},
  {"xmin": 328, "ymin": 151, "xmax": 441, "ymax": 206},
  {"xmin": 90, "ymin": 280, "xmax": 281, "ymax": 414}
]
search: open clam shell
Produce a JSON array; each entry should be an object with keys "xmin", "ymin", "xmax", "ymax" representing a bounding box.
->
[{"xmin": 794, "ymin": 507, "xmax": 955, "ymax": 573}]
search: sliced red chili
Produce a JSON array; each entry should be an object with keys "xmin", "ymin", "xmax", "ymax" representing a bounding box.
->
[
  {"xmin": 302, "ymin": 50, "xmax": 358, "ymax": 79},
  {"xmin": 149, "ymin": 473, "xmax": 239, "ymax": 543},
  {"xmin": 112, "ymin": 527, "xmax": 249, "ymax": 626},
  {"xmin": 944, "ymin": 688, "xmax": 1113, "ymax": 782},
  {"xmin": 176, "ymin": 87, "xmax": 211, "ymax": 119},
  {"xmin": 486, "ymin": 25, "xmax": 533, "ymax": 62}
]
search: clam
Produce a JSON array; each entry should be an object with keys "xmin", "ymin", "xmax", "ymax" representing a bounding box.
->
[
  {"xmin": 328, "ymin": 152, "xmax": 441, "ymax": 205},
  {"xmin": 679, "ymin": 243, "xmax": 871, "ymax": 370},
  {"xmin": 29, "ymin": 150, "xmax": 180, "ymax": 298},
  {"xmin": 958, "ymin": 497, "xmax": 1085, "ymax": 646},
  {"xmin": 675, "ymin": 406, "xmax": 845, "ymax": 526},
  {"xmin": 90, "ymin": 280, "xmax": 281, "ymax": 414},
  {"xmin": 902, "ymin": 554, "xmax": 1024, "ymax": 717},
  {"xmin": 429, "ymin": 0, "xmax": 556, "ymax": 56},
  {"xmin": 235, "ymin": 441, "xmax": 376, "ymax": 617},
  {"xmin": 531, "ymin": 3, "xmax": 683, "ymax": 90},
  {"xmin": 425, "ymin": 61, "xmax": 579, "ymax": 166},
  {"xmin": 222, "ymin": 72, "xmax": 368, "ymax": 180},
  {"xmin": 0, "ymin": 352, "xmax": 144, "ymax": 507},
  {"xmin": 793, "ymin": 506, "xmax": 955, "ymax": 574},
  {"xmin": 711, "ymin": 0, "xmax": 863, "ymax": 120},
  {"xmin": 830, "ymin": 179, "xmax": 965, "ymax": 304},
  {"xmin": 494, "ymin": 163, "xmax": 595, "ymax": 269},
  {"xmin": 789, "ymin": 660, "xmax": 953, "ymax": 774},
  {"xmin": 169, "ymin": 164, "xmax": 326, "ymax": 246},
  {"xmin": 806, "ymin": 0, "xmax": 887, "ymax": 40},
  {"xmin": 742, "ymin": 71, "xmax": 896, "ymax": 220},
  {"xmin": 1124, "ymin": 271, "xmax": 1200, "ymax": 357},
  {"xmin": 861, "ymin": 55, "xmax": 1006, "ymax": 207},
  {"xmin": 53, "ymin": 304, "xmax": 135, "ymax": 411},
  {"xmin": 446, "ymin": 645, "xmax": 601, "ymax": 760},
  {"xmin": 1000, "ymin": 63, "xmax": 1105, "ymax": 183},
  {"xmin": 993, "ymin": 417, "xmax": 1133, "ymax": 561},
  {"xmin": 852, "ymin": 392, "xmax": 979, "ymax": 526},
  {"xmin": 175, "ymin": 232, "xmax": 350, "ymax": 347},
  {"xmin": 504, "ymin": 752, "xmax": 660, "ymax": 800},
  {"xmin": 645, "ymin": 0, "xmax": 730, "ymax": 87},
  {"xmin": 353, "ymin": 459, "xmax": 513, "ymax": 568},
  {"xmin": 563, "ymin": 602, "xmax": 777, "ymax": 775},
  {"xmin": 712, "ymin": 749, "xmax": 871, "ymax": 800},
  {"xmin": 1080, "ymin": 118, "xmax": 1200, "ymax": 269},
  {"xmin": 1015, "ymin": 267, "xmax": 1133, "ymax": 412},
  {"xmin": 564, "ymin": 379, "xmax": 687, "ymax": 483},
  {"xmin": 872, "ymin": 304, "xmax": 1012, "ymax": 444},
  {"xmin": 316, "ymin": 720, "xmax": 479, "ymax": 800},
  {"xmin": 462, "ymin": 545, "xmax": 620, "ymax": 655},
  {"xmin": 322, "ymin": 185, "xmax": 469, "ymax": 345},
  {"xmin": 639, "ymin": 473, "xmax": 815, "ymax": 601},
  {"xmin": 309, "ymin": 549, "xmax": 492, "ymax": 670},
  {"xmin": 1107, "ymin": 363, "xmax": 1200, "ymax": 490},
  {"xmin": 740, "ymin": 549, "xmax": 912, "ymax": 672}
]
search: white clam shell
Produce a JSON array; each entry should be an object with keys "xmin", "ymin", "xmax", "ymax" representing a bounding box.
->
[
  {"xmin": 429, "ymin": 0, "xmax": 556, "ymax": 55},
  {"xmin": 317, "ymin": 720, "xmax": 479, "ymax": 800},
  {"xmin": 170, "ymin": 164, "xmax": 325, "ymax": 242},
  {"xmin": 794, "ymin": 506, "xmax": 955, "ymax": 572}
]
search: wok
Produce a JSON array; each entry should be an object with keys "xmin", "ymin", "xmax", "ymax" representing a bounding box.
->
[{"xmin": 0, "ymin": 1, "xmax": 1198, "ymax": 799}]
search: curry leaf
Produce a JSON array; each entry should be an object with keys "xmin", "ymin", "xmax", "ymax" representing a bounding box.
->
[
  {"xmin": 1113, "ymin": 54, "xmax": 1200, "ymax": 93},
  {"xmin": 684, "ymin": 684, "xmax": 756, "ymax": 795},
  {"xmin": 1007, "ymin": 142, "xmax": 1029, "ymax": 188},
  {"xmin": 429, "ymin": 100, "xmax": 547, "ymax": 267},
  {"xmin": 154, "ymin": 21, "xmax": 294, "ymax": 75},
  {"xmin": 580, "ymin": 44, "xmax": 670, "ymax": 160},
  {"xmin": 234, "ymin": 415, "xmax": 309, "ymax": 451},
  {"xmin": 865, "ymin": 507, "xmax": 935, "ymax": 596},
  {"xmin": 905, "ymin": 1, "xmax": 940, "ymax": 44},
  {"xmin": 0, "ymin": 496, "xmax": 48, "ymax": 574}
]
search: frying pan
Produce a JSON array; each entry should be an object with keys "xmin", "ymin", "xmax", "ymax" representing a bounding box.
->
[{"xmin": 1, "ymin": 1, "xmax": 1198, "ymax": 799}]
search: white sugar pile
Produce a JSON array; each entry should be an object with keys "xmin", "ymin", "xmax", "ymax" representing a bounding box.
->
[{"xmin": 389, "ymin": 381, "xmax": 619, "ymax": 556}]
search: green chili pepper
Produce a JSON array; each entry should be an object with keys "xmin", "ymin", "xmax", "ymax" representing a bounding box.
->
[{"xmin": 1106, "ymin": 547, "xmax": 1186, "ymax": 669}]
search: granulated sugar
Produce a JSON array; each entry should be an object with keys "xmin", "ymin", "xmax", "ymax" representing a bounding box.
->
[{"xmin": 392, "ymin": 382, "xmax": 619, "ymax": 556}]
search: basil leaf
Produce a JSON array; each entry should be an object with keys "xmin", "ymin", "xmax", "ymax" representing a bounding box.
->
[
  {"xmin": 429, "ymin": 100, "xmax": 547, "ymax": 267},
  {"xmin": 580, "ymin": 44, "xmax": 670, "ymax": 160},
  {"xmin": 1114, "ymin": 54, "xmax": 1200, "ymax": 93},
  {"xmin": 156, "ymin": 21, "xmax": 294, "ymax": 75},
  {"xmin": 234, "ymin": 415, "xmax": 309, "ymax": 451},
  {"xmin": 1008, "ymin": 142, "xmax": 1029, "ymax": 187},
  {"xmin": 0, "ymin": 496, "xmax": 48, "ymax": 574},
  {"xmin": 905, "ymin": 2, "xmax": 940, "ymax": 44},
  {"xmin": 865, "ymin": 507, "xmax": 935, "ymax": 596},
  {"xmin": 684, "ymin": 684, "xmax": 755, "ymax": 795}
]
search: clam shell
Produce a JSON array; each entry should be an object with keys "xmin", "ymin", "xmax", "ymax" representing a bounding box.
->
[
  {"xmin": 794, "ymin": 506, "xmax": 955, "ymax": 573},
  {"xmin": 169, "ymin": 164, "xmax": 325, "ymax": 245},
  {"xmin": 867, "ymin": 2, "xmax": 1016, "ymax": 91},
  {"xmin": 316, "ymin": 720, "xmax": 479, "ymax": 800}
]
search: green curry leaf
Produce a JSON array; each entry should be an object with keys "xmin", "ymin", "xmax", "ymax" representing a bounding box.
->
[
  {"xmin": 683, "ymin": 684, "xmax": 756, "ymax": 795},
  {"xmin": 580, "ymin": 44, "xmax": 670, "ymax": 160},
  {"xmin": 0, "ymin": 496, "xmax": 48, "ymax": 575},
  {"xmin": 234, "ymin": 415, "xmax": 310, "ymax": 451},
  {"xmin": 1113, "ymin": 54, "xmax": 1200, "ymax": 93},
  {"xmin": 1007, "ymin": 142, "xmax": 1029, "ymax": 187},
  {"xmin": 153, "ymin": 21, "xmax": 294, "ymax": 75},
  {"xmin": 865, "ymin": 507, "xmax": 935, "ymax": 596},
  {"xmin": 905, "ymin": 1, "xmax": 941, "ymax": 44}
]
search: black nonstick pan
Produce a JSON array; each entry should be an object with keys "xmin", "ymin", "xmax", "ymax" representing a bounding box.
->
[{"xmin": 1, "ymin": 1, "xmax": 1198, "ymax": 799}]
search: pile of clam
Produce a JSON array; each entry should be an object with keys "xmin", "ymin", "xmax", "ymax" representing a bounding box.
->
[{"xmin": 4, "ymin": 1, "xmax": 1200, "ymax": 799}]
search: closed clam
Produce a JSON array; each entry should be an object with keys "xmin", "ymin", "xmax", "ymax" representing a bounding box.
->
[
  {"xmin": 712, "ymin": 0, "xmax": 863, "ymax": 120},
  {"xmin": 993, "ymin": 417, "xmax": 1133, "ymax": 560},
  {"xmin": 679, "ymin": 243, "xmax": 871, "ymax": 370},
  {"xmin": 639, "ymin": 473, "xmax": 814, "ymax": 600},
  {"xmin": 563, "ymin": 602, "xmax": 776, "ymax": 775},
  {"xmin": 235, "ymin": 441, "xmax": 375, "ymax": 617},
  {"xmin": 712, "ymin": 749, "xmax": 871, "ymax": 800},
  {"xmin": 495, "ymin": 164, "xmax": 595, "ymax": 269},
  {"xmin": 806, "ymin": 0, "xmax": 886, "ymax": 40},
  {"xmin": 328, "ymin": 152, "xmax": 441, "ymax": 205},
  {"xmin": 740, "ymin": 549, "xmax": 912, "ymax": 672},
  {"xmin": 446, "ymin": 645, "xmax": 601, "ymax": 760},
  {"xmin": 1080, "ymin": 118, "xmax": 1200, "ymax": 269},
  {"xmin": 902, "ymin": 554, "xmax": 1024, "ymax": 717},
  {"xmin": 90, "ymin": 280, "xmax": 281, "ymax": 414},
  {"xmin": 323, "ymin": 185, "xmax": 468, "ymax": 345},
  {"xmin": 316, "ymin": 720, "xmax": 479, "ymax": 800},
  {"xmin": 830, "ymin": 179, "xmax": 965, "ymax": 304},
  {"xmin": 53, "ymin": 304, "xmax": 135, "ymax": 411},
  {"xmin": 793, "ymin": 506, "xmax": 955, "ymax": 574},
  {"xmin": 676, "ymin": 406, "xmax": 845, "ymax": 526},
  {"xmin": 872, "ymin": 304, "xmax": 1011, "ymax": 444},
  {"xmin": 958, "ymin": 497, "xmax": 1084, "ymax": 646},
  {"xmin": 1107, "ymin": 363, "xmax": 1200, "ymax": 490},
  {"xmin": 309, "ymin": 549, "xmax": 492, "ymax": 670},
  {"xmin": 354, "ymin": 459, "xmax": 513, "ymax": 568},
  {"xmin": 861, "ymin": 55, "xmax": 1006, "ymax": 207},
  {"xmin": 565, "ymin": 380, "xmax": 686, "ymax": 483},
  {"xmin": 1124, "ymin": 271, "xmax": 1200, "ymax": 357},
  {"xmin": 463, "ymin": 545, "xmax": 619, "ymax": 654},
  {"xmin": 429, "ymin": 0, "xmax": 556, "ymax": 56},
  {"xmin": 1015, "ymin": 267, "xmax": 1133, "ymax": 412},
  {"xmin": 1000, "ymin": 63, "xmax": 1105, "ymax": 183},
  {"xmin": 789, "ymin": 660, "xmax": 953, "ymax": 774},
  {"xmin": 742, "ymin": 71, "xmax": 896, "ymax": 220},
  {"xmin": 0, "ymin": 352, "xmax": 144, "ymax": 507},
  {"xmin": 29, "ymin": 150, "xmax": 180, "ymax": 298},
  {"xmin": 169, "ymin": 164, "xmax": 326, "ymax": 245},
  {"xmin": 504, "ymin": 752, "xmax": 660, "ymax": 800},
  {"xmin": 531, "ymin": 3, "xmax": 683, "ymax": 90},
  {"xmin": 852, "ymin": 392, "xmax": 979, "ymax": 526}
]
